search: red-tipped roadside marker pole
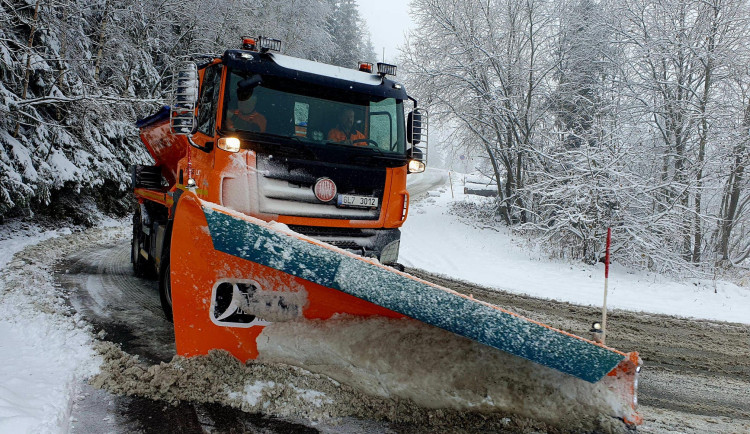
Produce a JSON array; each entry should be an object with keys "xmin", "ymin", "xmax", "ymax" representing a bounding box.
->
[{"xmin": 602, "ymin": 227, "xmax": 611, "ymax": 344}]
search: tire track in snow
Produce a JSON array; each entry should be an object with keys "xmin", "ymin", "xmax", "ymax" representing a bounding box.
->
[{"xmin": 57, "ymin": 242, "xmax": 175, "ymax": 364}]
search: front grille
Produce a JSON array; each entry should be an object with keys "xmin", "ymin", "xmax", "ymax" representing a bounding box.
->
[
  {"xmin": 288, "ymin": 226, "xmax": 374, "ymax": 252},
  {"xmin": 288, "ymin": 225, "xmax": 401, "ymax": 260},
  {"xmin": 288, "ymin": 226, "xmax": 376, "ymax": 238},
  {"xmin": 327, "ymin": 241, "xmax": 362, "ymax": 250},
  {"xmin": 257, "ymin": 154, "xmax": 385, "ymax": 220}
]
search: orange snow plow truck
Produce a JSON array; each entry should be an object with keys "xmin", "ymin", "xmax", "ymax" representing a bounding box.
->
[{"xmin": 132, "ymin": 37, "xmax": 642, "ymax": 427}]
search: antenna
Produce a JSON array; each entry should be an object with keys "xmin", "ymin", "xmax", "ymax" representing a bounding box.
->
[{"xmin": 382, "ymin": 47, "xmax": 385, "ymax": 62}]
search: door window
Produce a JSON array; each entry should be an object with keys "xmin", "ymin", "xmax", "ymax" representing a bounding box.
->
[{"xmin": 196, "ymin": 65, "xmax": 221, "ymax": 136}]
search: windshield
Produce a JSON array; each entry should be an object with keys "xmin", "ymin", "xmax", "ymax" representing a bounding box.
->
[{"xmin": 222, "ymin": 70, "xmax": 406, "ymax": 155}]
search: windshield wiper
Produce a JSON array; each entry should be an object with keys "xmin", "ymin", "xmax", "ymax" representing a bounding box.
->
[
  {"xmin": 322, "ymin": 142, "xmax": 407, "ymax": 164},
  {"xmin": 239, "ymin": 131, "xmax": 304, "ymax": 144},
  {"xmin": 323, "ymin": 142, "xmax": 395, "ymax": 157},
  {"xmin": 229, "ymin": 132, "xmax": 316, "ymax": 159}
]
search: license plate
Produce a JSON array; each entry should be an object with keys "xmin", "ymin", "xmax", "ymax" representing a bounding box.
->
[{"xmin": 337, "ymin": 194, "xmax": 378, "ymax": 208}]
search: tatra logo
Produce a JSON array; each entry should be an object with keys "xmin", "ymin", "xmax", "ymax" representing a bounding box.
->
[{"xmin": 314, "ymin": 177, "xmax": 337, "ymax": 202}]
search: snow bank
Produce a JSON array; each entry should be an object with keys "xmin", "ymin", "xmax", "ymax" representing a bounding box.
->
[
  {"xmin": 0, "ymin": 224, "xmax": 68, "ymax": 270},
  {"xmin": 0, "ymin": 226, "xmax": 112, "ymax": 433},
  {"xmin": 257, "ymin": 315, "xmax": 629, "ymax": 431},
  {"xmin": 91, "ymin": 311, "xmax": 629, "ymax": 433},
  {"xmin": 402, "ymin": 170, "xmax": 750, "ymax": 324},
  {"xmin": 91, "ymin": 337, "xmax": 626, "ymax": 433}
]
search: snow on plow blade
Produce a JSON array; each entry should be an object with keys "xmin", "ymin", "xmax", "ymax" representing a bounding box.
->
[{"xmin": 170, "ymin": 192, "xmax": 642, "ymax": 425}]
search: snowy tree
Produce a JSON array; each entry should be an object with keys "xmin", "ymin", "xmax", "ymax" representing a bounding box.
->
[
  {"xmin": 716, "ymin": 63, "xmax": 750, "ymax": 265},
  {"xmin": 252, "ymin": 0, "xmax": 335, "ymax": 62},
  {"xmin": 327, "ymin": 0, "xmax": 373, "ymax": 67},
  {"xmin": 0, "ymin": 0, "xmax": 354, "ymax": 222},
  {"xmin": 551, "ymin": 0, "xmax": 612, "ymax": 150},
  {"xmin": 613, "ymin": 0, "xmax": 750, "ymax": 267},
  {"xmin": 404, "ymin": 0, "xmax": 750, "ymax": 272},
  {"xmin": 404, "ymin": 0, "xmax": 560, "ymax": 225}
]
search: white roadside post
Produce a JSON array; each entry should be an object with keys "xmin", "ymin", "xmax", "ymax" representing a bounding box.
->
[
  {"xmin": 602, "ymin": 227, "xmax": 612, "ymax": 344},
  {"xmin": 448, "ymin": 171, "xmax": 454, "ymax": 198}
]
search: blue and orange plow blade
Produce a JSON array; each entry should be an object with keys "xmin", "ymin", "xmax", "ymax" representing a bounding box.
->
[{"xmin": 170, "ymin": 192, "xmax": 642, "ymax": 425}]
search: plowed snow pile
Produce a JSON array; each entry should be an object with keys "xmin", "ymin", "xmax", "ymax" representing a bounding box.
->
[
  {"xmin": 92, "ymin": 315, "xmax": 628, "ymax": 433},
  {"xmin": 1, "ymin": 222, "xmax": 629, "ymax": 433}
]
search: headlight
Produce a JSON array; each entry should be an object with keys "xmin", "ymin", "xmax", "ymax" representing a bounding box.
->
[
  {"xmin": 408, "ymin": 159, "xmax": 425, "ymax": 173},
  {"xmin": 218, "ymin": 137, "xmax": 241, "ymax": 152}
]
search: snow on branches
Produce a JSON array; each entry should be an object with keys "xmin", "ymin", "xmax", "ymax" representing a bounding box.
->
[{"xmin": 404, "ymin": 0, "xmax": 750, "ymax": 272}]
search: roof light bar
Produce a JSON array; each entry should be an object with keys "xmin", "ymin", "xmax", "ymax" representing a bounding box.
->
[
  {"xmin": 377, "ymin": 62, "xmax": 397, "ymax": 77},
  {"xmin": 358, "ymin": 62, "xmax": 373, "ymax": 73},
  {"xmin": 241, "ymin": 36, "xmax": 282, "ymax": 53},
  {"xmin": 258, "ymin": 36, "xmax": 282, "ymax": 53}
]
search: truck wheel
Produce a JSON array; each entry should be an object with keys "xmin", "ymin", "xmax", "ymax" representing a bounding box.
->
[
  {"xmin": 159, "ymin": 260, "xmax": 174, "ymax": 322},
  {"xmin": 131, "ymin": 212, "xmax": 149, "ymax": 278},
  {"xmin": 387, "ymin": 262, "xmax": 406, "ymax": 272}
]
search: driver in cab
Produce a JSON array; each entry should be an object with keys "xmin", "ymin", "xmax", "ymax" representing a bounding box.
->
[
  {"xmin": 226, "ymin": 88, "xmax": 266, "ymax": 133},
  {"xmin": 328, "ymin": 108, "xmax": 366, "ymax": 145}
]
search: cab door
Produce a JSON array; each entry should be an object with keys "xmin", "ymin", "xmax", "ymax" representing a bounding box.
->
[{"xmin": 189, "ymin": 63, "xmax": 223, "ymax": 197}]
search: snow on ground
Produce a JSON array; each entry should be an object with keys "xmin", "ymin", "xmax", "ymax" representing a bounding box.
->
[
  {"xmin": 403, "ymin": 168, "xmax": 750, "ymax": 325},
  {"xmin": 0, "ymin": 223, "xmax": 104, "ymax": 433},
  {"xmin": 0, "ymin": 224, "xmax": 69, "ymax": 270},
  {"xmin": 0, "ymin": 169, "xmax": 747, "ymax": 433}
]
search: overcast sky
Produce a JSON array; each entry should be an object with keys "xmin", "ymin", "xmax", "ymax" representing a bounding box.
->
[{"xmin": 355, "ymin": 1, "xmax": 414, "ymax": 65}]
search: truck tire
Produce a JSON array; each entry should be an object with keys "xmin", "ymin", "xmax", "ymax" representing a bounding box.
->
[
  {"xmin": 159, "ymin": 252, "xmax": 173, "ymax": 323},
  {"xmin": 388, "ymin": 262, "xmax": 406, "ymax": 272},
  {"xmin": 131, "ymin": 212, "xmax": 149, "ymax": 278}
]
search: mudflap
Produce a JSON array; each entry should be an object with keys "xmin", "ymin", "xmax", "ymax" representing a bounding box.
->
[{"xmin": 170, "ymin": 191, "xmax": 641, "ymax": 425}]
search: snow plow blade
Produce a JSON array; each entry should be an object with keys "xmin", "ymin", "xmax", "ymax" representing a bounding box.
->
[{"xmin": 170, "ymin": 192, "xmax": 641, "ymax": 425}]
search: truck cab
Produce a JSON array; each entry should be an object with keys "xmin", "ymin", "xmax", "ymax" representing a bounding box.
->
[{"xmin": 134, "ymin": 38, "xmax": 427, "ymax": 295}]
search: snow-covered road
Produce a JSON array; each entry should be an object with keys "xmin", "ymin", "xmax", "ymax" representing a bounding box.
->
[
  {"xmin": 1, "ymin": 168, "xmax": 748, "ymax": 433},
  {"xmin": 405, "ymin": 168, "xmax": 449, "ymax": 197},
  {"xmin": 51, "ymin": 229, "xmax": 750, "ymax": 433},
  {"xmin": 58, "ymin": 239, "xmax": 380, "ymax": 433},
  {"xmin": 406, "ymin": 268, "xmax": 750, "ymax": 431}
]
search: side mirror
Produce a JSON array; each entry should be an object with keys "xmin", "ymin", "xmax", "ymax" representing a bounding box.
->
[
  {"xmin": 171, "ymin": 62, "xmax": 199, "ymax": 136},
  {"xmin": 406, "ymin": 108, "xmax": 428, "ymax": 173},
  {"xmin": 407, "ymin": 109, "xmax": 425, "ymax": 144}
]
